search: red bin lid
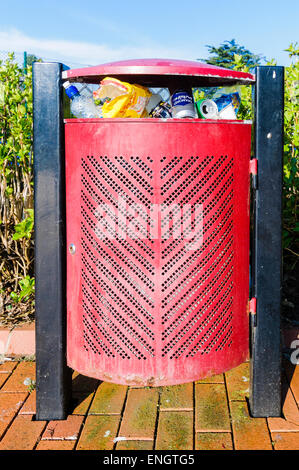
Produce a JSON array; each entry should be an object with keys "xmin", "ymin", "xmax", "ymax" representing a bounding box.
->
[{"xmin": 62, "ymin": 58, "xmax": 255, "ymax": 87}]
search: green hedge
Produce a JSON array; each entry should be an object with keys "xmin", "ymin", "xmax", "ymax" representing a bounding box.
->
[
  {"xmin": 0, "ymin": 53, "xmax": 34, "ymax": 325},
  {"xmin": 233, "ymin": 44, "xmax": 299, "ymax": 275}
]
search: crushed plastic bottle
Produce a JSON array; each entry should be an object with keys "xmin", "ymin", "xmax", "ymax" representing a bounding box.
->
[{"xmin": 63, "ymin": 81, "xmax": 102, "ymax": 118}]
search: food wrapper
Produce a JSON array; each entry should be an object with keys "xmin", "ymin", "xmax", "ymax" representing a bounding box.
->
[
  {"xmin": 93, "ymin": 77, "xmax": 151, "ymax": 118},
  {"xmin": 212, "ymin": 86, "xmax": 241, "ymax": 116}
]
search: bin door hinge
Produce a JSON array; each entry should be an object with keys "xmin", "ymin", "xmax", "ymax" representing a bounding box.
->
[
  {"xmin": 249, "ymin": 297, "xmax": 257, "ymax": 327},
  {"xmin": 250, "ymin": 158, "xmax": 258, "ymax": 189}
]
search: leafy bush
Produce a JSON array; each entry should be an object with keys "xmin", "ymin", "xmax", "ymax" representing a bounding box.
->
[
  {"xmin": 282, "ymin": 44, "xmax": 299, "ymax": 270},
  {"xmin": 202, "ymin": 38, "xmax": 265, "ymax": 69},
  {"xmin": 233, "ymin": 45, "xmax": 299, "ymax": 273},
  {"xmin": 0, "ymin": 53, "xmax": 34, "ymax": 326},
  {"xmin": 221, "ymin": 45, "xmax": 299, "ymax": 321}
]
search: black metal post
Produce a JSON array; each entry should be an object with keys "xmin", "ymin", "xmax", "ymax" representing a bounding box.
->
[
  {"xmin": 249, "ymin": 66, "xmax": 284, "ymax": 417},
  {"xmin": 33, "ymin": 62, "xmax": 72, "ymax": 420}
]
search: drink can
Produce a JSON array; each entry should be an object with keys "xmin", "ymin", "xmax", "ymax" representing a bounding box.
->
[
  {"xmin": 171, "ymin": 90, "xmax": 196, "ymax": 118},
  {"xmin": 196, "ymin": 99, "xmax": 218, "ymax": 119},
  {"xmin": 149, "ymin": 101, "xmax": 172, "ymax": 118}
]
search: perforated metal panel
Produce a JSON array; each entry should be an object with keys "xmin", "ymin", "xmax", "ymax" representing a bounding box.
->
[{"xmin": 65, "ymin": 119, "xmax": 251, "ymax": 386}]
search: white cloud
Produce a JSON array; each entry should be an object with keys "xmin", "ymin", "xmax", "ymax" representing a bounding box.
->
[{"xmin": 0, "ymin": 28, "xmax": 200, "ymax": 67}]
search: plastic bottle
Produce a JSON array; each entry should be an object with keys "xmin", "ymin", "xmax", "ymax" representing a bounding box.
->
[{"xmin": 63, "ymin": 81, "xmax": 102, "ymax": 118}]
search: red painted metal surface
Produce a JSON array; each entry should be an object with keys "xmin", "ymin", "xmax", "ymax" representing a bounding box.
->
[
  {"xmin": 62, "ymin": 58, "xmax": 255, "ymax": 85},
  {"xmin": 65, "ymin": 119, "xmax": 251, "ymax": 386},
  {"xmin": 250, "ymin": 158, "xmax": 258, "ymax": 175}
]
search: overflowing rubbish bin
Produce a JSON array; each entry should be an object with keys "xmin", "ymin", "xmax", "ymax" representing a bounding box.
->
[{"xmin": 33, "ymin": 59, "xmax": 284, "ymax": 419}]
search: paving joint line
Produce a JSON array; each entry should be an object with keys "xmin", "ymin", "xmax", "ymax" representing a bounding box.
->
[
  {"xmin": 283, "ymin": 370, "xmax": 299, "ymax": 414},
  {"xmin": 0, "ymin": 392, "xmax": 30, "ymax": 443},
  {"xmin": 152, "ymin": 386, "xmax": 162, "ymax": 450},
  {"xmin": 73, "ymin": 379, "xmax": 100, "ymax": 450},
  {"xmin": 0, "ymin": 362, "xmax": 19, "ymax": 392},
  {"xmin": 223, "ymin": 372, "xmax": 235, "ymax": 450},
  {"xmin": 112, "ymin": 385, "xmax": 130, "ymax": 450},
  {"xmin": 32, "ymin": 419, "xmax": 49, "ymax": 450}
]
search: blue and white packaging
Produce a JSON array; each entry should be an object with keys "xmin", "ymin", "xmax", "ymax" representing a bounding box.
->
[{"xmin": 171, "ymin": 90, "xmax": 196, "ymax": 118}]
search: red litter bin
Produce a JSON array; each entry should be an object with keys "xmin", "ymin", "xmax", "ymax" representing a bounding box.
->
[
  {"xmin": 64, "ymin": 59, "xmax": 252, "ymax": 386},
  {"xmin": 33, "ymin": 59, "xmax": 284, "ymax": 420}
]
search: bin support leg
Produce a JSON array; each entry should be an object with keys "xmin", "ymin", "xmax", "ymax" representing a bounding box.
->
[
  {"xmin": 249, "ymin": 66, "xmax": 284, "ymax": 417},
  {"xmin": 33, "ymin": 62, "xmax": 72, "ymax": 420}
]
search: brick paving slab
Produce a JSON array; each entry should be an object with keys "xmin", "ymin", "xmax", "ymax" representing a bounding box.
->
[
  {"xmin": 195, "ymin": 383, "xmax": 231, "ymax": 432},
  {"xmin": 195, "ymin": 373, "xmax": 224, "ymax": 384},
  {"xmin": 0, "ymin": 414, "xmax": 46, "ymax": 450},
  {"xmin": 0, "ymin": 392, "xmax": 28, "ymax": 438},
  {"xmin": 195, "ymin": 432, "xmax": 233, "ymax": 450},
  {"xmin": 0, "ymin": 360, "xmax": 298, "ymax": 450},
  {"xmin": 76, "ymin": 414, "xmax": 120, "ymax": 450},
  {"xmin": 267, "ymin": 417, "xmax": 299, "ymax": 432},
  {"xmin": 36, "ymin": 439, "xmax": 76, "ymax": 450},
  {"xmin": 116, "ymin": 439, "xmax": 154, "ymax": 450},
  {"xmin": 230, "ymin": 400, "xmax": 272, "ymax": 450},
  {"xmin": 156, "ymin": 411, "xmax": 193, "ymax": 450},
  {"xmin": 19, "ymin": 390, "xmax": 36, "ymax": 414},
  {"xmin": 280, "ymin": 377, "xmax": 299, "ymax": 425},
  {"xmin": 283, "ymin": 359, "xmax": 299, "ymax": 409},
  {"xmin": 72, "ymin": 371, "xmax": 100, "ymax": 393},
  {"xmin": 271, "ymin": 432, "xmax": 299, "ymax": 450},
  {"xmin": 118, "ymin": 388, "xmax": 159, "ymax": 439},
  {"xmin": 0, "ymin": 362, "xmax": 35, "ymax": 393},
  {"xmin": 0, "ymin": 373, "xmax": 10, "ymax": 388},
  {"xmin": 225, "ymin": 362, "xmax": 250, "ymax": 401},
  {"xmin": 42, "ymin": 414, "xmax": 84, "ymax": 440},
  {"xmin": 89, "ymin": 382, "xmax": 127, "ymax": 415},
  {"xmin": 0, "ymin": 361, "xmax": 18, "ymax": 373},
  {"xmin": 71, "ymin": 391, "xmax": 94, "ymax": 415},
  {"xmin": 159, "ymin": 383, "xmax": 193, "ymax": 411}
]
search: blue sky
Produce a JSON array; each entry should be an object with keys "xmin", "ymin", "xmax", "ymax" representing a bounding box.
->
[{"xmin": 0, "ymin": 0, "xmax": 298, "ymax": 68}]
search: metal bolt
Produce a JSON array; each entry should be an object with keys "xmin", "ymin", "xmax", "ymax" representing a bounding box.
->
[
  {"xmin": 267, "ymin": 132, "xmax": 272, "ymax": 139},
  {"xmin": 69, "ymin": 243, "xmax": 76, "ymax": 254}
]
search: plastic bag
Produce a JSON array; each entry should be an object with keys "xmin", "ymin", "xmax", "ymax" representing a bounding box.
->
[
  {"xmin": 212, "ymin": 86, "xmax": 241, "ymax": 117},
  {"xmin": 93, "ymin": 77, "xmax": 151, "ymax": 118},
  {"xmin": 194, "ymin": 85, "xmax": 241, "ymax": 120}
]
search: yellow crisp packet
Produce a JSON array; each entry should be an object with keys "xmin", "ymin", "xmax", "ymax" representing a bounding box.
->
[{"xmin": 93, "ymin": 77, "xmax": 151, "ymax": 118}]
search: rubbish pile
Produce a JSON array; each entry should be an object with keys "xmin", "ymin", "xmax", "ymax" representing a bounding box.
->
[{"xmin": 63, "ymin": 77, "xmax": 241, "ymax": 120}]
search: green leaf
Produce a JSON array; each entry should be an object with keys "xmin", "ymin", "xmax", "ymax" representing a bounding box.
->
[
  {"xmin": 12, "ymin": 209, "xmax": 34, "ymax": 240},
  {"xmin": 10, "ymin": 292, "xmax": 19, "ymax": 302},
  {"xmin": 10, "ymin": 276, "xmax": 35, "ymax": 303}
]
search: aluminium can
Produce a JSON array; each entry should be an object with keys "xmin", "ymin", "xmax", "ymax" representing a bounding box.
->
[{"xmin": 171, "ymin": 90, "xmax": 196, "ymax": 118}]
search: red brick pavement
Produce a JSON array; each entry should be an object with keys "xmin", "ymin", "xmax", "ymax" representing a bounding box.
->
[{"xmin": 0, "ymin": 357, "xmax": 298, "ymax": 450}]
